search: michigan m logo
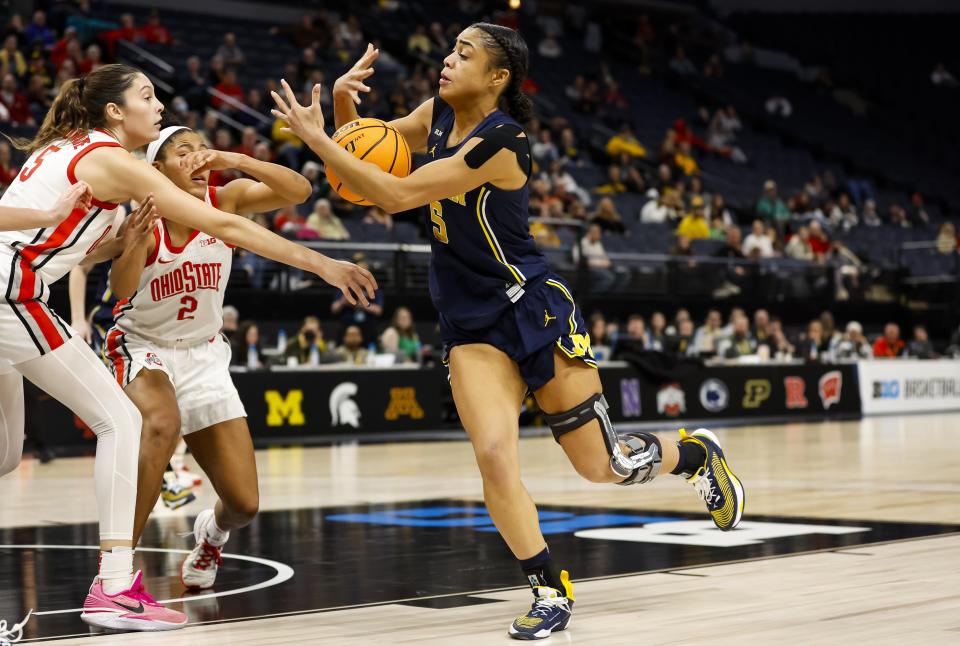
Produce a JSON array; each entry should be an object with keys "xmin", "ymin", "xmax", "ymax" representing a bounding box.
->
[{"xmin": 265, "ymin": 389, "xmax": 305, "ymax": 426}]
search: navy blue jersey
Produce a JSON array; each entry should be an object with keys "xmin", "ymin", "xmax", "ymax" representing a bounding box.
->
[{"xmin": 423, "ymin": 97, "xmax": 549, "ymax": 330}]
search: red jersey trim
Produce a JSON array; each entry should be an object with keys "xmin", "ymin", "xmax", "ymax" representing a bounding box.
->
[
  {"xmin": 66, "ymin": 141, "xmax": 123, "ymax": 210},
  {"xmin": 144, "ymin": 225, "xmax": 161, "ymax": 267},
  {"xmin": 162, "ymin": 220, "xmax": 200, "ymax": 254}
]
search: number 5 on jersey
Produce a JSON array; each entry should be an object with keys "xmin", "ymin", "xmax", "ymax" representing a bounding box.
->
[{"xmin": 430, "ymin": 200, "xmax": 448, "ymax": 244}]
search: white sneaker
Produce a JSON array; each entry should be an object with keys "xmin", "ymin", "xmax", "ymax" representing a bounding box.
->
[
  {"xmin": 174, "ymin": 465, "xmax": 202, "ymax": 488},
  {"xmin": 180, "ymin": 509, "xmax": 227, "ymax": 590}
]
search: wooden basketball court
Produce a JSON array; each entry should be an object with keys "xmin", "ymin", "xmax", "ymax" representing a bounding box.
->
[{"xmin": 2, "ymin": 413, "xmax": 958, "ymax": 644}]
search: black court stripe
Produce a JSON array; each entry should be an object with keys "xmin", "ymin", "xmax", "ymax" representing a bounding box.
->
[
  {"xmin": 32, "ymin": 208, "xmax": 102, "ymax": 271},
  {"xmin": 4, "ymin": 251, "xmax": 45, "ymax": 354}
]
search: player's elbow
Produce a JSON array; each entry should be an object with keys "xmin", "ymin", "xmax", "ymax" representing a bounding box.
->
[
  {"xmin": 292, "ymin": 175, "xmax": 313, "ymax": 205},
  {"xmin": 208, "ymin": 212, "xmax": 243, "ymax": 247},
  {"xmin": 110, "ymin": 277, "xmax": 135, "ymax": 300}
]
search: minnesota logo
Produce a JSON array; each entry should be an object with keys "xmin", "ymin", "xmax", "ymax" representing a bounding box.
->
[{"xmin": 384, "ymin": 387, "xmax": 424, "ymax": 421}]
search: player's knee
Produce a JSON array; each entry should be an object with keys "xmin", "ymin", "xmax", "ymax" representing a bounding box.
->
[
  {"xmin": 141, "ymin": 409, "xmax": 180, "ymax": 446},
  {"xmin": 228, "ymin": 492, "xmax": 259, "ymax": 524},
  {"xmin": 572, "ymin": 458, "xmax": 617, "ymax": 484},
  {"xmin": 473, "ymin": 440, "xmax": 519, "ymax": 485}
]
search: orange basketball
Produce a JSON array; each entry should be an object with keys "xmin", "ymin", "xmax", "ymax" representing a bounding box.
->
[{"xmin": 326, "ymin": 118, "xmax": 412, "ymax": 206}]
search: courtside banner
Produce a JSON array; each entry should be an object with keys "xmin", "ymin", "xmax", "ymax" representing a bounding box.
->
[{"xmin": 858, "ymin": 360, "xmax": 960, "ymax": 415}]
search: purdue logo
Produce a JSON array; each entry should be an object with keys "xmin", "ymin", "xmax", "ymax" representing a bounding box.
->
[
  {"xmin": 265, "ymin": 389, "xmax": 305, "ymax": 426},
  {"xmin": 742, "ymin": 380, "xmax": 771, "ymax": 408},
  {"xmin": 384, "ymin": 387, "xmax": 424, "ymax": 421}
]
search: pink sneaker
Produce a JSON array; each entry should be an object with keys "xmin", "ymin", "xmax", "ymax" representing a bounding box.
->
[{"xmin": 80, "ymin": 570, "xmax": 187, "ymax": 631}]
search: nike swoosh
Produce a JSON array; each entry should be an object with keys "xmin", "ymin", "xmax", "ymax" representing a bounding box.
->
[
  {"xmin": 158, "ymin": 258, "xmax": 175, "ymax": 264},
  {"xmin": 113, "ymin": 599, "xmax": 145, "ymax": 613}
]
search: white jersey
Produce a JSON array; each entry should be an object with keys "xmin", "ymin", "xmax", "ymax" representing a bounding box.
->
[
  {"xmin": 0, "ymin": 129, "xmax": 123, "ymax": 289},
  {"xmin": 112, "ymin": 186, "xmax": 232, "ymax": 345}
]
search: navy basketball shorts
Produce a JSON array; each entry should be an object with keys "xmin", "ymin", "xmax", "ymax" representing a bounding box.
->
[{"xmin": 441, "ymin": 274, "xmax": 598, "ymax": 392}]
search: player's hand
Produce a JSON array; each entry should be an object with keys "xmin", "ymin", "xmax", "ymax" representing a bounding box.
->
[
  {"xmin": 315, "ymin": 257, "xmax": 378, "ymax": 308},
  {"xmin": 271, "ymin": 79, "xmax": 325, "ymax": 141},
  {"xmin": 118, "ymin": 194, "xmax": 159, "ymax": 250},
  {"xmin": 333, "ymin": 43, "xmax": 379, "ymax": 105},
  {"xmin": 180, "ymin": 149, "xmax": 243, "ymax": 176},
  {"xmin": 45, "ymin": 181, "xmax": 93, "ymax": 226},
  {"xmin": 71, "ymin": 317, "xmax": 92, "ymax": 343}
]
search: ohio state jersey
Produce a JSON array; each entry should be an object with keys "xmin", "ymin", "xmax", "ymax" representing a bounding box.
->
[
  {"xmin": 0, "ymin": 128, "xmax": 123, "ymax": 289},
  {"xmin": 112, "ymin": 186, "xmax": 233, "ymax": 344}
]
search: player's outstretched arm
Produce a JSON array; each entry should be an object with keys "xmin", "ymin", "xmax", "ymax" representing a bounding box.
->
[
  {"xmin": 179, "ymin": 149, "xmax": 312, "ymax": 215},
  {"xmin": 0, "ymin": 181, "xmax": 93, "ymax": 231},
  {"xmin": 74, "ymin": 146, "xmax": 377, "ymax": 306},
  {"xmin": 274, "ymin": 81, "xmax": 522, "ymax": 213}
]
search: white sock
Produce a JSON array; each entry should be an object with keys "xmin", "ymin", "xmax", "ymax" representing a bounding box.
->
[
  {"xmin": 99, "ymin": 547, "xmax": 135, "ymax": 594},
  {"xmin": 206, "ymin": 512, "xmax": 230, "ymax": 546}
]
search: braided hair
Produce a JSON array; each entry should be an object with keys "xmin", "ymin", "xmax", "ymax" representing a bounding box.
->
[{"xmin": 470, "ymin": 22, "xmax": 533, "ymax": 124}]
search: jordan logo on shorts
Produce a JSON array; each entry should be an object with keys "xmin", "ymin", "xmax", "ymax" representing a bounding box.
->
[{"xmin": 544, "ymin": 310, "xmax": 556, "ymax": 327}]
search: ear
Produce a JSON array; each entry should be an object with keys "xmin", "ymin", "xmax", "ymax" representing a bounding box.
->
[
  {"xmin": 104, "ymin": 101, "xmax": 124, "ymax": 123},
  {"xmin": 151, "ymin": 160, "xmax": 163, "ymax": 171},
  {"xmin": 490, "ymin": 67, "xmax": 510, "ymax": 91}
]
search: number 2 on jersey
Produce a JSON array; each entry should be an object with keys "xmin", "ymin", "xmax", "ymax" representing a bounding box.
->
[
  {"xmin": 177, "ymin": 295, "xmax": 198, "ymax": 321},
  {"xmin": 429, "ymin": 200, "xmax": 448, "ymax": 244}
]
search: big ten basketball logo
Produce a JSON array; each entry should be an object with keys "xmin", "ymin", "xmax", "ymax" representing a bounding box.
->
[
  {"xmin": 783, "ymin": 377, "xmax": 808, "ymax": 409},
  {"xmin": 384, "ymin": 387, "xmax": 424, "ymax": 421},
  {"xmin": 620, "ymin": 378, "xmax": 641, "ymax": 417},
  {"xmin": 742, "ymin": 379, "xmax": 771, "ymax": 408},
  {"xmin": 265, "ymin": 389, "xmax": 305, "ymax": 427},
  {"xmin": 818, "ymin": 370, "xmax": 843, "ymax": 409}
]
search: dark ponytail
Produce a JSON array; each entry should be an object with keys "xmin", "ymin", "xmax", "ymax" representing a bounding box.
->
[
  {"xmin": 12, "ymin": 63, "xmax": 141, "ymax": 153},
  {"xmin": 471, "ymin": 22, "xmax": 534, "ymax": 124}
]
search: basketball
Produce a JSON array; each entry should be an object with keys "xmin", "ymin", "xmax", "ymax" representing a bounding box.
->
[{"xmin": 326, "ymin": 118, "xmax": 412, "ymax": 206}]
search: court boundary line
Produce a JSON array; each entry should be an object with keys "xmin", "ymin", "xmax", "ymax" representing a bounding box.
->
[{"xmin": 21, "ymin": 530, "xmax": 959, "ymax": 643}]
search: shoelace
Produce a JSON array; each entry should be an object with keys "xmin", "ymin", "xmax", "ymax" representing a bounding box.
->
[
  {"xmin": 693, "ymin": 468, "xmax": 720, "ymax": 507},
  {"xmin": 529, "ymin": 593, "xmax": 570, "ymax": 618},
  {"xmin": 192, "ymin": 541, "xmax": 223, "ymax": 571},
  {"xmin": 129, "ymin": 580, "xmax": 162, "ymax": 608}
]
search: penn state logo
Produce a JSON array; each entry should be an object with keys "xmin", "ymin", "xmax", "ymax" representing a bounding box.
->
[{"xmin": 699, "ymin": 379, "xmax": 729, "ymax": 413}]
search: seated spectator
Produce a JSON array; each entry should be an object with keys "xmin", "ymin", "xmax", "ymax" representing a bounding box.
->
[
  {"xmin": 888, "ymin": 203, "xmax": 910, "ymax": 228},
  {"xmin": 383, "ymin": 307, "xmax": 420, "ymax": 363},
  {"xmin": 232, "ymin": 322, "xmax": 263, "ymax": 369},
  {"xmin": 220, "ymin": 306, "xmax": 239, "ymax": 344},
  {"xmin": 588, "ymin": 312, "xmax": 612, "ymax": 361},
  {"xmin": 212, "ymin": 68, "xmax": 244, "ymax": 111},
  {"xmin": 795, "ymin": 319, "xmax": 828, "ymax": 362},
  {"xmin": 0, "ymin": 35, "xmax": 26, "ymax": 79},
  {"xmin": 743, "ymin": 219, "xmax": 774, "ymax": 258},
  {"xmin": 283, "ymin": 316, "xmax": 328, "ymax": 365},
  {"xmin": 25, "ymin": 10, "xmax": 55, "ymax": 49},
  {"xmin": 785, "ymin": 227, "xmax": 814, "ymax": 261},
  {"xmin": 0, "ymin": 73, "xmax": 33, "ymax": 126},
  {"xmin": 834, "ymin": 321, "xmax": 872, "ymax": 360},
  {"xmin": 673, "ymin": 140, "xmax": 699, "ymax": 176},
  {"xmin": 861, "ymin": 199, "xmax": 881, "ymax": 227},
  {"xmin": 100, "ymin": 14, "xmax": 141, "ymax": 57},
  {"xmin": 669, "ymin": 234, "xmax": 694, "ymax": 257},
  {"xmin": 753, "ymin": 309, "xmax": 772, "ymax": 349},
  {"xmin": 908, "ymin": 193, "xmax": 930, "ymax": 227},
  {"xmin": 573, "ymin": 223, "xmax": 620, "ymax": 292},
  {"xmin": 693, "ymin": 309, "xmax": 724, "ymax": 356},
  {"xmin": 718, "ymin": 315, "xmax": 755, "ymax": 359},
  {"xmin": 80, "ymin": 44, "xmax": 104, "ymax": 75},
  {"xmin": 641, "ymin": 188, "xmax": 680, "ymax": 224},
  {"xmin": 335, "ymin": 325, "xmax": 369, "ymax": 365},
  {"xmin": 669, "ymin": 46, "xmax": 696, "ymax": 75},
  {"xmin": 590, "ymin": 197, "xmax": 625, "ymax": 233},
  {"xmin": 756, "ymin": 180, "xmax": 790, "ymax": 225},
  {"xmin": 271, "ymin": 115, "xmax": 303, "ymax": 169},
  {"xmin": 935, "ymin": 222, "xmax": 958, "ymax": 254},
  {"xmin": 305, "ymin": 199, "xmax": 349, "ymax": 240},
  {"xmin": 807, "ymin": 220, "xmax": 831, "ymax": 260},
  {"xmin": 931, "ymin": 62, "xmax": 957, "ymax": 87},
  {"xmin": 708, "ymin": 216, "xmax": 728, "ymax": 241},
  {"xmin": 647, "ymin": 311, "xmax": 668, "ymax": 351},
  {"xmin": 0, "ymin": 141, "xmax": 17, "ymax": 190},
  {"xmin": 827, "ymin": 193, "xmax": 858, "ymax": 231},
  {"xmin": 873, "ymin": 323, "xmax": 905, "ymax": 358},
  {"xmin": 530, "ymin": 218, "xmax": 561, "ymax": 248},
  {"xmin": 676, "ymin": 197, "xmax": 710, "ymax": 240},
  {"xmin": 665, "ymin": 318, "xmax": 696, "ymax": 357},
  {"xmin": 407, "ymin": 24, "xmax": 432, "ymax": 57},
  {"xmin": 907, "ymin": 325, "xmax": 936, "ymax": 359},
  {"xmin": 216, "ymin": 32, "xmax": 245, "ymax": 66},
  {"xmin": 364, "ymin": 205, "xmax": 394, "ymax": 230},
  {"xmin": 232, "ymin": 126, "xmax": 258, "ymax": 158},
  {"xmin": 615, "ymin": 314, "xmax": 648, "ymax": 352},
  {"xmin": 765, "ymin": 95, "xmax": 792, "ymax": 117},
  {"xmin": 538, "ymin": 33, "xmax": 562, "ymax": 58},
  {"xmin": 271, "ymin": 14, "xmax": 329, "ymax": 50},
  {"xmin": 559, "ymin": 127, "xmax": 582, "ymax": 165},
  {"xmin": 139, "ymin": 10, "xmax": 173, "ymax": 45},
  {"xmin": 605, "ymin": 122, "xmax": 646, "ymax": 159},
  {"xmin": 531, "ymin": 128, "xmax": 559, "ymax": 168}
]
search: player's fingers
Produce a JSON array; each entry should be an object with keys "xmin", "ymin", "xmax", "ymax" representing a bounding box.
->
[
  {"xmin": 359, "ymin": 266, "xmax": 379, "ymax": 295},
  {"xmin": 352, "ymin": 92, "xmax": 361, "ymax": 105},
  {"xmin": 280, "ymin": 78, "xmax": 300, "ymax": 108},
  {"xmin": 341, "ymin": 286, "xmax": 358, "ymax": 306},
  {"xmin": 352, "ymin": 282, "xmax": 370, "ymax": 308},
  {"xmin": 270, "ymin": 90, "xmax": 290, "ymax": 114},
  {"xmin": 356, "ymin": 67, "xmax": 375, "ymax": 80},
  {"xmin": 312, "ymin": 83, "xmax": 322, "ymax": 105}
]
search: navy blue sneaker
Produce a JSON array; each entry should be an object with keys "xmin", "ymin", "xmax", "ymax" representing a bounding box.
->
[
  {"xmin": 508, "ymin": 585, "xmax": 572, "ymax": 640},
  {"xmin": 679, "ymin": 428, "xmax": 745, "ymax": 530}
]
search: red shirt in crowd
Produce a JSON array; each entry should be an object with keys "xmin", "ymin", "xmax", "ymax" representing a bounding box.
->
[
  {"xmin": 872, "ymin": 337, "xmax": 905, "ymax": 358},
  {"xmin": 0, "ymin": 90, "xmax": 32, "ymax": 124},
  {"xmin": 808, "ymin": 235, "xmax": 831, "ymax": 256},
  {"xmin": 212, "ymin": 81, "xmax": 244, "ymax": 109},
  {"xmin": 139, "ymin": 24, "xmax": 173, "ymax": 45}
]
